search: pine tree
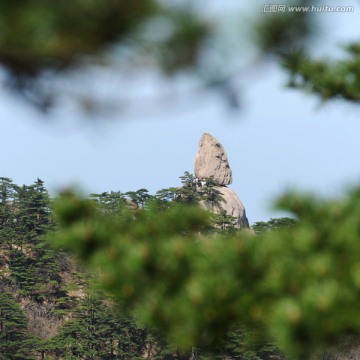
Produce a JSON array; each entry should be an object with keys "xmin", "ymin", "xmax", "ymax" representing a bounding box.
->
[
  {"xmin": 8, "ymin": 248, "xmax": 37, "ymax": 298},
  {"xmin": 125, "ymin": 189, "xmax": 150, "ymax": 209},
  {"xmin": 5, "ymin": 179, "xmax": 62, "ymax": 301},
  {"xmin": 252, "ymin": 217, "xmax": 298, "ymax": 236},
  {"xmin": 0, "ymin": 291, "xmax": 35, "ymax": 359},
  {"xmin": 177, "ymin": 172, "xmax": 200, "ymax": 206},
  {"xmin": 55, "ymin": 291, "xmax": 148, "ymax": 359},
  {"xmin": 198, "ymin": 177, "xmax": 223, "ymax": 209},
  {"xmin": 90, "ymin": 191, "xmax": 127, "ymax": 214},
  {"xmin": 213, "ymin": 210, "xmax": 237, "ymax": 233},
  {"xmin": 13, "ymin": 179, "xmax": 52, "ymax": 247},
  {"xmin": 0, "ymin": 177, "xmax": 17, "ymax": 251},
  {"xmin": 156, "ymin": 188, "xmax": 179, "ymax": 204}
]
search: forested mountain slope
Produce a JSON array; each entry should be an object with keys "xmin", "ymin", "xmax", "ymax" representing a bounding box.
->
[{"xmin": 0, "ymin": 176, "xmax": 291, "ymax": 360}]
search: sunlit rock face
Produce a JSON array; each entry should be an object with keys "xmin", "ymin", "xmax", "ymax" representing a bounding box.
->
[
  {"xmin": 194, "ymin": 133, "xmax": 232, "ymax": 186},
  {"xmin": 194, "ymin": 133, "xmax": 251, "ymax": 230}
]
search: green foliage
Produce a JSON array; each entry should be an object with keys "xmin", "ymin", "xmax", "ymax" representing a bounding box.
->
[
  {"xmin": 252, "ymin": 217, "xmax": 298, "ymax": 236},
  {"xmin": 261, "ymin": 189, "xmax": 360, "ymax": 358},
  {"xmin": 3, "ymin": 2, "xmax": 360, "ymax": 358},
  {"xmin": 254, "ymin": 0, "xmax": 360, "ymax": 106},
  {"xmin": 213, "ymin": 210, "xmax": 237, "ymax": 234},
  {"xmin": 0, "ymin": 0, "xmax": 213, "ymax": 104},
  {"xmin": 214, "ymin": 325, "xmax": 285, "ymax": 360},
  {"xmin": 89, "ymin": 191, "xmax": 127, "ymax": 214},
  {"xmin": 9, "ymin": 248, "xmax": 37, "ymax": 298},
  {"xmin": 283, "ymin": 45, "xmax": 360, "ymax": 102},
  {"xmin": 0, "ymin": 178, "xmax": 63, "ymax": 301},
  {"xmin": 0, "ymin": 0, "xmax": 324, "ymax": 111},
  {"xmin": 53, "ymin": 175, "xmax": 280, "ymax": 358},
  {"xmin": 179, "ymin": 171, "xmax": 197, "ymax": 187},
  {"xmin": 198, "ymin": 177, "xmax": 223, "ymax": 209},
  {"xmin": 0, "ymin": 177, "xmax": 17, "ymax": 251},
  {"xmin": 125, "ymin": 189, "xmax": 150, "ymax": 208},
  {"xmin": 0, "ymin": 292, "xmax": 35, "ymax": 359},
  {"xmin": 53, "ymin": 183, "xmax": 360, "ymax": 359},
  {"xmin": 54, "ymin": 190, "xmax": 258, "ymax": 348},
  {"xmin": 0, "ymin": 178, "xmax": 172, "ymax": 359},
  {"xmin": 0, "ymin": 0, "xmax": 159, "ymax": 76},
  {"xmin": 151, "ymin": 8, "xmax": 210, "ymax": 74},
  {"xmin": 255, "ymin": 0, "xmax": 316, "ymax": 56},
  {"xmin": 9, "ymin": 176, "xmax": 360, "ymax": 359},
  {"xmin": 54, "ymin": 291, "xmax": 147, "ymax": 359}
]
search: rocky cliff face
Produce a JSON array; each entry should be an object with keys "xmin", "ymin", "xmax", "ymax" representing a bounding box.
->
[
  {"xmin": 194, "ymin": 133, "xmax": 232, "ymax": 186},
  {"xmin": 194, "ymin": 133, "xmax": 250, "ymax": 230}
]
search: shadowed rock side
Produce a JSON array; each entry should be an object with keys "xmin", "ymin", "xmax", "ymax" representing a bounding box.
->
[
  {"xmin": 194, "ymin": 133, "xmax": 232, "ymax": 186},
  {"xmin": 200, "ymin": 186, "xmax": 250, "ymax": 229}
]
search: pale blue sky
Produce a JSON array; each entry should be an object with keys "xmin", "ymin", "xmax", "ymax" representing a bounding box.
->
[{"xmin": 1, "ymin": 1, "xmax": 360, "ymax": 224}]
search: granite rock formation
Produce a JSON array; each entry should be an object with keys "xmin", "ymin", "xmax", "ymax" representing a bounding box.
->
[
  {"xmin": 194, "ymin": 133, "xmax": 250, "ymax": 230},
  {"xmin": 194, "ymin": 133, "xmax": 232, "ymax": 186}
]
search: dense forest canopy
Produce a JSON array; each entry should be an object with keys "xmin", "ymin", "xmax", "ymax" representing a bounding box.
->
[
  {"xmin": 55, "ymin": 176, "xmax": 360, "ymax": 359},
  {"xmin": 3, "ymin": 174, "xmax": 360, "ymax": 360},
  {"xmin": 0, "ymin": 175, "xmax": 295, "ymax": 360}
]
